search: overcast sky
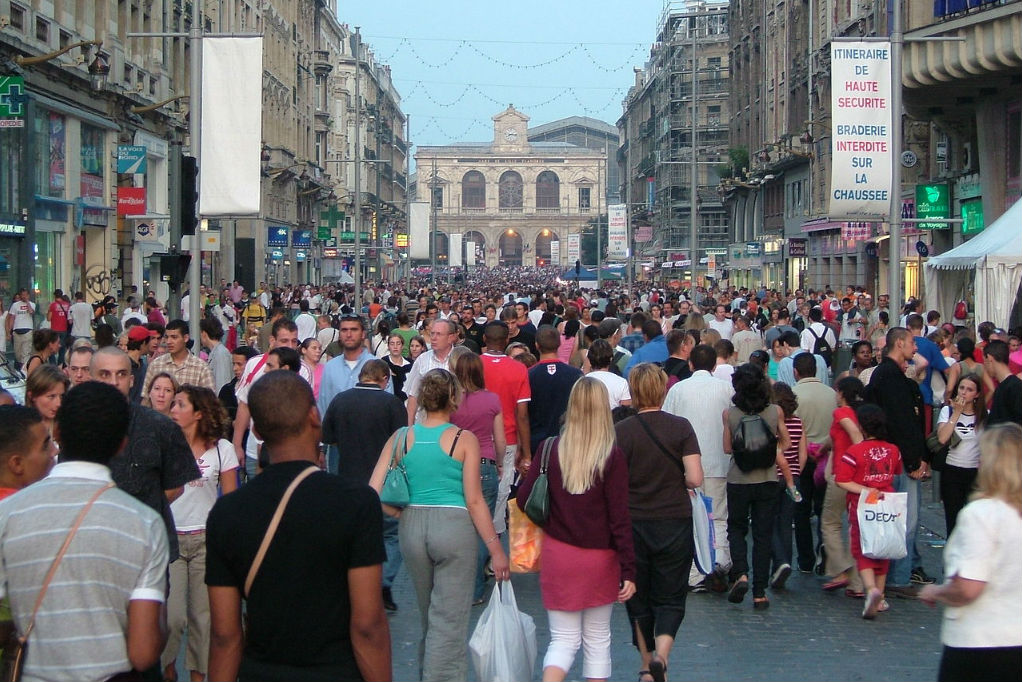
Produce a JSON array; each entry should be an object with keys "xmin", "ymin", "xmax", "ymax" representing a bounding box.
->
[{"xmin": 341, "ymin": 0, "xmax": 666, "ymax": 152}]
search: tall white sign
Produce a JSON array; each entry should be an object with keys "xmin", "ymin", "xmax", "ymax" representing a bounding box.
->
[
  {"xmin": 409, "ymin": 201, "xmax": 431, "ymax": 259},
  {"xmin": 466, "ymin": 240, "xmax": 476, "ymax": 266},
  {"xmin": 608, "ymin": 204, "xmax": 628, "ymax": 259},
  {"xmin": 550, "ymin": 240, "xmax": 560, "ymax": 265},
  {"xmin": 829, "ymin": 42, "xmax": 893, "ymax": 218},
  {"xmin": 449, "ymin": 233, "xmax": 463, "ymax": 267},
  {"xmin": 567, "ymin": 234, "xmax": 581, "ymax": 263}
]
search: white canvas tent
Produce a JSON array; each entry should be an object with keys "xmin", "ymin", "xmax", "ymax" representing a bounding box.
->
[{"xmin": 924, "ymin": 198, "xmax": 1022, "ymax": 329}]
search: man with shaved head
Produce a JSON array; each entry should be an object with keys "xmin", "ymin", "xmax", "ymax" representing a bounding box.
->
[
  {"xmin": 91, "ymin": 346, "xmax": 199, "ymax": 563},
  {"xmin": 206, "ymin": 371, "xmax": 391, "ymax": 681}
]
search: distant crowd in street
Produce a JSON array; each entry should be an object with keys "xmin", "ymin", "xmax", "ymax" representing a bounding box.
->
[{"xmin": 0, "ymin": 268, "xmax": 1020, "ymax": 682}]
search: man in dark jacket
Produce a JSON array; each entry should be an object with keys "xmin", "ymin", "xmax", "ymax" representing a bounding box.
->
[{"xmin": 865, "ymin": 327, "xmax": 930, "ymax": 599}]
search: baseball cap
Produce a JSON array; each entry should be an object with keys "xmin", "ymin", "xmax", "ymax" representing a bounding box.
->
[{"xmin": 127, "ymin": 326, "xmax": 152, "ymax": 343}]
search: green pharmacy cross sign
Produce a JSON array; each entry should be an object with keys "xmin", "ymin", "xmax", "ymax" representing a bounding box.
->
[
  {"xmin": 0, "ymin": 76, "xmax": 27, "ymax": 127},
  {"xmin": 318, "ymin": 205, "xmax": 345, "ymax": 240}
]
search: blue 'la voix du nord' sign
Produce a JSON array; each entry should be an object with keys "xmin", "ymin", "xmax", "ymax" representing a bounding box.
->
[{"xmin": 267, "ymin": 226, "xmax": 289, "ymax": 247}]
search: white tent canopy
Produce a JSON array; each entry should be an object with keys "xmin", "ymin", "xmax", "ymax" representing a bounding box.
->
[{"xmin": 924, "ymin": 199, "xmax": 1022, "ymax": 329}]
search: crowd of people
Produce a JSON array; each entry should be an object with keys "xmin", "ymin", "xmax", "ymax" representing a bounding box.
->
[{"xmin": 0, "ymin": 269, "xmax": 1020, "ymax": 682}]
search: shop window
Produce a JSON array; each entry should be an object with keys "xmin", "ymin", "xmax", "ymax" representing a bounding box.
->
[{"xmin": 34, "ymin": 111, "xmax": 65, "ymax": 198}]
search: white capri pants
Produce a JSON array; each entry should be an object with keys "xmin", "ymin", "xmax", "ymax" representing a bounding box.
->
[{"xmin": 543, "ymin": 603, "xmax": 614, "ymax": 679}]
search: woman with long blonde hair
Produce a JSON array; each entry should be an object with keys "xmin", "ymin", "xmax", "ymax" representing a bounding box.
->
[
  {"xmin": 516, "ymin": 377, "xmax": 636, "ymax": 682},
  {"xmin": 920, "ymin": 423, "xmax": 1022, "ymax": 681}
]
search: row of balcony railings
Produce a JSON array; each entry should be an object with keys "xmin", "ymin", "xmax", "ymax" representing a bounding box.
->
[
  {"xmin": 934, "ymin": 0, "xmax": 1008, "ymax": 18},
  {"xmin": 435, "ymin": 205, "xmax": 596, "ymax": 215}
]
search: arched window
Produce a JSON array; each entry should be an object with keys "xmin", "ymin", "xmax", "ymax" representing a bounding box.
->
[
  {"xmin": 498, "ymin": 171, "xmax": 523, "ymax": 209},
  {"xmin": 535, "ymin": 171, "xmax": 560, "ymax": 209},
  {"xmin": 461, "ymin": 171, "xmax": 485, "ymax": 209}
]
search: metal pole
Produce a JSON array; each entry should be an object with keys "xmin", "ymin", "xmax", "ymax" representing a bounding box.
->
[
  {"xmin": 888, "ymin": 0, "xmax": 904, "ymax": 307},
  {"xmin": 596, "ymin": 158, "xmax": 602, "ymax": 290},
  {"xmin": 405, "ymin": 114, "xmax": 411, "ymax": 285},
  {"xmin": 690, "ymin": 17, "xmax": 699, "ymax": 288},
  {"xmin": 353, "ymin": 27, "xmax": 362, "ymax": 312},
  {"xmin": 430, "ymin": 156, "xmax": 438, "ymax": 287},
  {"xmin": 187, "ymin": 0, "xmax": 202, "ymax": 342},
  {"xmin": 168, "ymin": 142, "xmax": 182, "ymax": 320}
]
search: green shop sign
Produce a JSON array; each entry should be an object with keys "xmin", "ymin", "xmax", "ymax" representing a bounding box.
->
[
  {"xmin": 0, "ymin": 76, "xmax": 27, "ymax": 128},
  {"xmin": 915, "ymin": 184, "xmax": 950, "ymax": 230},
  {"xmin": 960, "ymin": 200, "xmax": 984, "ymax": 236}
]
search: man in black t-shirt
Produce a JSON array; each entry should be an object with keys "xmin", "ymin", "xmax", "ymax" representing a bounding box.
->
[
  {"xmin": 984, "ymin": 340, "xmax": 1022, "ymax": 427},
  {"xmin": 501, "ymin": 306, "xmax": 537, "ymax": 357},
  {"xmin": 207, "ymin": 371, "xmax": 390, "ymax": 682}
]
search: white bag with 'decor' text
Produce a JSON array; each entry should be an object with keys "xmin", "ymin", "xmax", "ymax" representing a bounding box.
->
[{"xmin": 857, "ymin": 490, "xmax": 908, "ymax": 560}]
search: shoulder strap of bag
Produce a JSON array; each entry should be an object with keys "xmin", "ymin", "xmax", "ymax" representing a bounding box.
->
[
  {"xmin": 389, "ymin": 427, "xmax": 409, "ymax": 468},
  {"xmin": 635, "ymin": 413, "xmax": 687, "ymax": 477},
  {"xmin": 245, "ymin": 465, "xmax": 318, "ymax": 597},
  {"xmin": 22, "ymin": 482, "xmax": 114, "ymax": 642},
  {"xmin": 539, "ymin": 437, "xmax": 555, "ymax": 472},
  {"xmin": 808, "ymin": 326, "xmax": 821, "ymax": 342}
]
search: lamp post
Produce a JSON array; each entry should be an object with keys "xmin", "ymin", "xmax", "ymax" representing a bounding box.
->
[{"xmin": 15, "ymin": 40, "xmax": 110, "ymax": 91}]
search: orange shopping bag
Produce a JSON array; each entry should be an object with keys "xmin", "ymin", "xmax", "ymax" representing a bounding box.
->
[{"xmin": 508, "ymin": 499, "xmax": 542, "ymax": 573}]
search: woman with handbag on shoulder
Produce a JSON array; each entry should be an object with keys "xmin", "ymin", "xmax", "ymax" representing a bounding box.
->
[
  {"xmin": 935, "ymin": 374, "xmax": 985, "ymax": 534},
  {"xmin": 369, "ymin": 368, "xmax": 509, "ymax": 682},
  {"xmin": 516, "ymin": 377, "xmax": 636, "ymax": 682},
  {"xmin": 614, "ymin": 363, "xmax": 703, "ymax": 682}
]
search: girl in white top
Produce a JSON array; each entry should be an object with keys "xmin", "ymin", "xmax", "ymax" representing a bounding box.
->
[
  {"xmin": 165, "ymin": 385, "xmax": 239, "ymax": 682},
  {"xmin": 920, "ymin": 424, "xmax": 1022, "ymax": 682},
  {"xmin": 936, "ymin": 374, "xmax": 985, "ymax": 534}
]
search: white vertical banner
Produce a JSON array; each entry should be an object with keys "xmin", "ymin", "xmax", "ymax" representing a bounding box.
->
[
  {"xmin": 550, "ymin": 240, "xmax": 560, "ymax": 265},
  {"xmin": 449, "ymin": 232, "xmax": 463, "ymax": 267},
  {"xmin": 829, "ymin": 41, "xmax": 893, "ymax": 218},
  {"xmin": 200, "ymin": 37, "xmax": 263, "ymax": 215},
  {"xmin": 466, "ymin": 240, "xmax": 476, "ymax": 266},
  {"xmin": 608, "ymin": 204, "xmax": 627, "ymax": 259},
  {"xmin": 567, "ymin": 233, "xmax": 581, "ymax": 263},
  {"xmin": 409, "ymin": 201, "xmax": 430, "ymax": 259}
]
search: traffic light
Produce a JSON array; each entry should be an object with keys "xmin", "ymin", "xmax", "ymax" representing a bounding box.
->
[
  {"xmin": 160, "ymin": 254, "xmax": 192, "ymax": 287},
  {"xmin": 180, "ymin": 155, "xmax": 198, "ymax": 235}
]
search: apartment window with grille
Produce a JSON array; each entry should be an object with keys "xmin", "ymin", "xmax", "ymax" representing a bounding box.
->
[
  {"xmin": 431, "ymin": 186, "xmax": 443, "ymax": 209},
  {"xmin": 150, "ymin": 76, "xmax": 157, "ymax": 96},
  {"xmin": 59, "ymin": 30, "xmax": 71, "ymax": 50},
  {"xmin": 9, "ymin": 4, "xmax": 25, "ymax": 31},
  {"xmin": 35, "ymin": 16, "xmax": 49, "ymax": 43},
  {"xmin": 124, "ymin": 64, "xmax": 134, "ymax": 85},
  {"xmin": 707, "ymin": 105, "xmax": 721, "ymax": 126}
]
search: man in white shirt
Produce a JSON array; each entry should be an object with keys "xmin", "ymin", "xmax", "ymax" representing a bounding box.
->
[
  {"xmin": 404, "ymin": 318, "xmax": 458, "ymax": 424},
  {"xmin": 836, "ymin": 298, "xmax": 865, "ymax": 345},
  {"xmin": 708, "ymin": 304, "xmax": 734, "ymax": 340},
  {"xmin": 663, "ymin": 343, "xmax": 735, "ymax": 585},
  {"xmin": 5, "ymin": 288, "xmax": 36, "ymax": 367},
  {"xmin": 294, "ymin": 299, "xmax": 318, "ymax": 342},
  {"xmin": 731, "ymin": 314, "xmax": 763, "ymax": 364},
  {"xmin": 800, "ymin": 307, "xmax": 837, "ymax": 356},
  {"xmin": 121, "ymin": 297, "xmax": 148, "ymax": 328}
]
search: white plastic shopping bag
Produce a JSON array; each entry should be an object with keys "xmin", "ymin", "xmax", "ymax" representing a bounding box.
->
[
  {"xmin": 469, "ymin": 581, "xmax": 537, "ymax": 682},
  {"xmin": 857, "ymin": 490, "xmax": 908, "ymax": 560},
  {"xmin": 690, "ymin": 488, "xmax": 716, "ymax": 575}
]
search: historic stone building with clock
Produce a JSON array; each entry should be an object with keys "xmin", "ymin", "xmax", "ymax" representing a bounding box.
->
[{"xmin": 414, "ymin": 106, "xmax": 609, "ymax": 268}]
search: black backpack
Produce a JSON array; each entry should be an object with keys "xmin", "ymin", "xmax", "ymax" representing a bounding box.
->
[
  {"xmin": 807, "ymin": 326, "xmax": 834, "ymax": 368},
  {"xmin": 731, "ymin": 413, "xmax": 778, "ymax": 472}
]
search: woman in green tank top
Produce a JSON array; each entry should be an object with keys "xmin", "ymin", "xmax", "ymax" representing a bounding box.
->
[{"xmin": 370, "ymin": 368, "xmax": 510, "ymax": 681}]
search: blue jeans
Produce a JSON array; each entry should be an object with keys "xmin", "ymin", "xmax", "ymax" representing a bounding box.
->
[
  {"xmin": 244, "ymin": 456, "xmax": 259, "ymax": 482},
  {"xmin": 890, "ymin": 472, "xmax": 921, "ymax": 587},
  {"xmin": 772, "ymin": 474, "xmax": 797, "ymax": 571},
  {"xmin": 473, "ymin": 459, "xmax": 499, "ymax": 601},
  {"xmin": 383, "ymin": 515, "xmax": 402, "ymax": 589}
]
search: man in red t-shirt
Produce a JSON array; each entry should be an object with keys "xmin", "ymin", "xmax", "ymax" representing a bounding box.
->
[
  {"xmin": 47, "ymin": 290, "xmax": 71, "ymax": 364},
  {"xmin": 480, "ymin": 321, "xmax": 531, "ymax": 535}
]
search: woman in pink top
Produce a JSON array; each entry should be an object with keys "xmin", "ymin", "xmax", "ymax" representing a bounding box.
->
[{"xmin": 557, "ymin": 306, "xmax": 582, "ymax": 365}]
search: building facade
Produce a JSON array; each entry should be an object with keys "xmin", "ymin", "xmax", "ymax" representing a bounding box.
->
[
  {"xmin": 618, "ymin": 0, "xmax": 731, "ymax": 286},
  {"xmin": 414, "ymin": 106, "xmax": 607, "ymax": 269}
]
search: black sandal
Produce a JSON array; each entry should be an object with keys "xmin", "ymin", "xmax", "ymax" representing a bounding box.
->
[
  {"xmin": 727, "ymin": 577, "xmax": 749, "ymax": 603},
  {"xmin": 649, "ymin": 655, "xmax": 667, "ymax": 682}
]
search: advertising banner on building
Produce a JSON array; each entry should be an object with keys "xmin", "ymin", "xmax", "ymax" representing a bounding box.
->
[
  {"xmin": 466, "ymin": 240, "xmax": 476, "ymax": 266},
  {"xmin": 449, "ymin": 233, "xmax": 463, "ymax": 267},
  {"xmin": 829, "ymin": 42, "xmax": 893, "ymax": 218},
  {"xmin": 409, "ymin": 201, "xmax": 430, "ymax": 259},
  {"xmin": 550, "ymin": 240, "xmax": 560, "ymax": 265},
  {"xmin": 608, "ymin": 204, "xmax": 628, "ymax": 259},
  {"xmin": 117, "ymin": 187, "xmax": 146, "ymax": 215},
  {"xmin": 200, "ymin": 37, "xmax": 263, "ymax": 215},
  {"xmin": 915, "ymin": 184, "xmax": 950, "ymax": 229},
  {"xmin": 267, "ymin": 226, "xmax": 289, "ymax": 247},
  {"xmin": 567, "ymin": 233, "xmax": 581, "ymax": 263},
  {"xmin": 292, "ymin": 230, "xmax": 312, "ymax": 247},
  {"xmin": 116, "ymin": 145, "xmax": 147, "ymax": 174}
]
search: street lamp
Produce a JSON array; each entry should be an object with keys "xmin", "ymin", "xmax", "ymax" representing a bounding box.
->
[
  {"xmin": 130, "ymin": 94, "xmax": 188, "ymax": 114},
  {"xmin": 15, "ymin": 40, "xmax": 109, "ymax": 90}
]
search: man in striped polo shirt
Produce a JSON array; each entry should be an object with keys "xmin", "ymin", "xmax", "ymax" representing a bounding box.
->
[{"xmin": 0, "ymin": 381, "xmax": 169, "ymax": 681}]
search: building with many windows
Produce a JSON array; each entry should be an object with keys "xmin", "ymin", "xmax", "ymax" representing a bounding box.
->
[{"xmin": 414, "ymin": 106, "xmax": 607, "ymax": 269}]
